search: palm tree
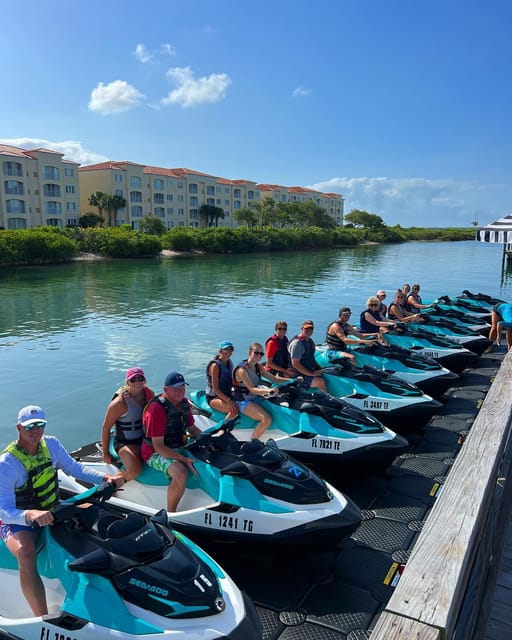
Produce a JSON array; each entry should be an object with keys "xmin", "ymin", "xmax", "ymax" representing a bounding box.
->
[
  {"xmin": 88, "ymin": 191, "xmax": 108, "ymax": 221},
  {"xmin": 106, "ymin": 194, "xmax": 127, "ymax": 227}
]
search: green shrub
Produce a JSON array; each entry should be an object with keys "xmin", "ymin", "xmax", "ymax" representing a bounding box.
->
[{"xmin": 0, "ymin": 229, "xmax": 77, "ymax": 265}]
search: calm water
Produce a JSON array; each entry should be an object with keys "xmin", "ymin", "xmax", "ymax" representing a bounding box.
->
[{"xmin": 1, "ymin": 240, "xmax": 510, "ymax": 450}]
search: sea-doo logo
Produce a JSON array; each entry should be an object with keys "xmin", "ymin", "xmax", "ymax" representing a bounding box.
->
[
  {"xmin": 129, "ymin": 578, "xmax": 168, "ymax": 596},
  {"xmin": 288, "ymin": 465, "xmax": 303, "ymax": 478},
  {"xmin": 264, "ymin": 478, "xmax": 293, "ymax": 490}
]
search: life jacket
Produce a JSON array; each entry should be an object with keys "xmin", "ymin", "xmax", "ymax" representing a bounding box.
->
[
  {"xmin": 289, "ymin": 335, "xmax": 319, "ymax": 371},
  {"xmin": 114, "ymin": 387, "xmax": 154, "ymax": 443},
  {"xmin": 233, "ymin": 360, "xmax": 263, "ymax": 401},
  {"xmin": 205, "ymin": 357, "xmax": 233, "ymax": 399},
  {"xmin": 325, "ymin": 320, "xmax": 348, "ymax": 351},
  {"xmin": 359, "ymin": 308, "xmax": 382, "ymax": 333},
  {"xmin": 3, "ymin": 439, "xmax": 59, "ymax": 511},
  {"xmin": 388, "ymin": 302, "xmax": 407, "ymax": 321},
  {"xmin": 406, "ymin": 293, "xmax": 423, "ymax": 312},
  {"xmin": 264, "ymin": 334, "xmax": 290, "ymax": 373},
  {"xmin": 144, "ymin": 396, "xmax": 189, "ymax": 450}
]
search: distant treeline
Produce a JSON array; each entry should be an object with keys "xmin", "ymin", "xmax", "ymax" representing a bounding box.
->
[{"xmin": 0, "ymin": 225, "xmax": 475, "ymax": 266}]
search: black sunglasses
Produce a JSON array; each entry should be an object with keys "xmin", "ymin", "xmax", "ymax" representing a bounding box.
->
[
  {"xmin": 252, "ymin": 350, "xmax": 264, "ymax": 356},
  {"xmin": 129, "ymin": 375, "xmax": 145, "ymax": 383},
  {"xmin": 23, "ymin": 421, "xmax": 46, "ymax": 431}
]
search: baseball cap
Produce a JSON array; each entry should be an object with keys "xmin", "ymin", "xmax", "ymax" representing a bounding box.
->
[
  {"xmin": 339, "ymin": 307, "xmax": 352, "ymax": 315},
  {"xmin": 18, "ymin": 405, "xmax": 47, "ymax": 427},
  {"xmin": 219, "ymin": 340, "xmax": 234, "ymax": 350},
  {"xmin": 164, "ymin": 371, "xmax": 188, "ymax": 387},
  {"xmin": 126, "ymin": 367, "xmax": 145, "ymax": 380},
  {"xmin": 302, "ymin": 320, "xmax": 314, "ymax": 328}
]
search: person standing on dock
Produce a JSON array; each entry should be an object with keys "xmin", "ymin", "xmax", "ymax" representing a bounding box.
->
[{"xmin": 489, "ymin": 302, "xmax": 512, "ymax": 351}]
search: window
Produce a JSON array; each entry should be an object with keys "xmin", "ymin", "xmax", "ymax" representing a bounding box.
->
[
  {"xmin": 153, "ymin": 179, "xmax": 164, "ymax": 190},
  {"xmin": 234, "ymin": 200, "xmax": 241, "ymax": 209},
  {"xmin": 178, "ymin": 221, "xmax": 185, "ymax": 226},
  {"xmin": 154, "ymin": 193, "xmax": 164, "ymax": 204},
  {"xmin": 130, "ymin": 191, "xmax": 142, "ymax": 202},
  {"xmin": 166, "ymin": 193, "xmax": 173, "ymax": 201},
  {"xmin": 45, "ymin": 201, "xmax": 62, "ymax": 215},
  {"xmin": 131, "ymin": 206, "xmax": 143, "ymax": 217},
  {"xmin": 6, "ymin": 199, "xmax": 25, "ymax": 213},
  {"xmin": 189, "ymin": 196, "xmax": 198, "ymax": 207},
  {"xmin": 177, "ymin": 181, "xmax": 184, "ymax": 189},
  {"xmin": 66, "ymin": 202, "xmax": 77, "ymax": 211},
  {"xmin": 248, "ymin": 190, "xmax": 254, "ymax": 200},
  {"xmin": 65, "ymin": 184, "xmax": 75, "ymax": 194},
  {"xmin": 67, "ymin": 218, "xmax": 78, "ymax": 227},
  {"xmin": 155, "ymin": 207, "xmax": 165, "ymax": 218},
  {"xmin": 206, "ymin": 185, "xmax": 215, "ymax": 195},
  {"xmin": 167, "ymin": 207, "xmax": 174, "ymax": 215},
  {"xmin": 43, "ymin": 166, "xmax": 60, "ymax": 180},
  {"xmin": 224, "ymin": 200, "xmax": 229, "ymax": 206},
  {"xmin": 115, "ymin": 189, "xmax": 124, "ymax": 196},
  {"xmin": 131, "ymin": 220, "xmax": 140, "ymax": 230},
  {"xmin": 114, "ymin": 173, "xmax": 123, "ymax": 183},
  {"xmin": 216, "ymin": 186, "xmax": 221, "ymax": 193},
  {"xmin": 7, "ymin": 217, "xmax": 26, "ymax": 229},
  {"xmin": 188, "ymin": 183, "xmax": 198, "ymax": 194},
  {"xmin": 46, "ymin": 218, "xmax": 63, "ymax": 227},
  {"xmin": 216, "ymin": 198, "xmax": 221, "ymax": 205},
  {"xmin": 234, "ymin": 189, "xmax": 241, "ymax": 198},
  {"xmin": 4, "ymin": 180, "xmax": 24, "ymax": 195},
  {"xmin": 64, "ymin": 167, "xmax": 75, "ymax": 177},
  {"xmin": 190, "ymin": 210, "xmax": 198, "ymax": 220},
  {"xmin": 44, "ymin": 184, "xmax": 61, "ymax": 198},
  {"xmin": 207, "ymin": 198, "xmax": 215, "ymax": 206},
  {"xmin": 178, "ymin": 195, "xmax": 184, "ymax": 202},
  {"xmin": 3, "ymin": 161, "xmax": 23, "ymax": 176},
  {"xmin": 129, "ymin": 176, "xmax": 142, "ymax": 188},
  {"xmin": 166, "ymin": 179, "xmax": 173, "ymax": 189},
  {"xmin": 281, "ymin": 195, "xmax": 287, "ymax": 202},
  {"xmin": 225, "ymin": 187, "xmax": 230, "ymax": 194},
  {"xmin": 178, "ymin": 208, "xmax": 184, "ymax": 215},
  {"xmin": 167, "ymin": 220, "xmax": 174, "ymax": 228}
]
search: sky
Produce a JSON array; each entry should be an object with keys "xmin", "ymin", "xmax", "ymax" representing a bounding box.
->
[{"xmin": 1, "ymin": 0, "xmax": 511, "ymax": 227}]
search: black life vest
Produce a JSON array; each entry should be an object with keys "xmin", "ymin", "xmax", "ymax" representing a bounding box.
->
[{"xmin": 144, "ymin": 396, "xmax": 189, "ymax": 449}]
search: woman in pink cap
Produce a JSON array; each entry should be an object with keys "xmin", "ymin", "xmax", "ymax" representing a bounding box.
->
[{"xmin": 100, "ymin": 367, "xmax": 154, "ymax": 481}]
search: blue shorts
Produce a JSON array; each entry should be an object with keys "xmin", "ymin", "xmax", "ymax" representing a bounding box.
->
[
  {"xmin": 238, "ymin": 397, "xmax": 265, "ymax": 413},
  {"xmin": 0, "ymin": 521, "xmax": 33, "ymax": 543},
  {"xmin": 300, "ymin": 376, "xmax": 315, "ymax": 388}
]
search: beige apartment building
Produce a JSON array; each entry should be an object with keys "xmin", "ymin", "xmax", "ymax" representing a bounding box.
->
[
  {"xmin": 0, "ymin": 145, "xmax": 80, "ymax": 229},
  {"xmin": 79, "ymin": 161, "xmax": 344, "ymax": 228}
]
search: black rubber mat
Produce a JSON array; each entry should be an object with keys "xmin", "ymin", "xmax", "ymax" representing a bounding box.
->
[{"xmin": 200, "ymin": 346, "xmax": 506, "ymax": 639}]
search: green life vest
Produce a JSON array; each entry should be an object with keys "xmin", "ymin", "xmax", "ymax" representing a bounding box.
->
[{"xmin": 3, "ymin": 439, "xmax": 59, "ymax": 510}]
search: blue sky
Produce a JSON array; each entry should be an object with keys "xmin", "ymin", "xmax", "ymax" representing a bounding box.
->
[{"xmin": 1, "ymin": 0, "xmax": 511, "ymax": 227}]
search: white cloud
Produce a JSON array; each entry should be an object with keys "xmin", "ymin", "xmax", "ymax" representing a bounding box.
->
[
  {"xmin": 0, "ymin": 137, "xmax": 109, "ymax": 165},
  {"xmin": 293, "ymin": 85, "xmax": 312, "ymax": 97},
  {"xmin": 88, "ymin": 80, "xmax": 145, "ymax": 114},
  {"xmin": 308, "ymin": 176, "xmax": 512, "ymax": 227},
  {"xmin": 134, "ymin": 43, "xmax": 152, "ymax": 64},
  {"xmin": 160, "ymin": 43, "xmax": 176, "ymax": 56},
  {"xmin": 162, "ymin": 66, "xmax": 231, "ymax": 107}
]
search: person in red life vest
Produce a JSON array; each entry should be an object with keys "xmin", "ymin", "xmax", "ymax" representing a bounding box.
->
[
  {"xmin": 265, "ymin": 321, "xmax": 296, "ymax": 378},
  {"xmin": 0, "ymin": 405, "xmax": 124, "ymax": 616},
  {"xmin": 141, "ymin": 372, "xmax": 202, "ymax": 512},
  {"xmin": 101, "ymin": 366, "xmax": 154, "ymax": 481}
]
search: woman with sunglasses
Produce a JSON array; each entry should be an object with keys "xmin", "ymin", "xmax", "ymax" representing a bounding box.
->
[
  {"xmin": 360, "ymin": 296, "xmax": 397, "ymax": 333},
  {"xmin": 100, "ymin": 367, "xmax": 154, "ymax": 481},
  {"xmin": 233, "ymin": 342, "xmax": 284, "ymax": 440},
  {"xmin": 0, "ymin": 405, "xmax": 124, "ymax": 616},
  {"xmin": 388, "ymin": 290, "xmax": 424, "ymax": 323},
  {"xmin": 205, "ymin": 341, "xmax": 239, "ymax": 416},
  {"xmin": 405, "ymin": 283, "xmax": 434, "ymax": 313}
]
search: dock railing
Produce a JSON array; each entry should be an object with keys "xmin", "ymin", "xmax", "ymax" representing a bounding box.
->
[{"xmin": 371, "ymin": 352, "xmax": 512, "ymax": 640}]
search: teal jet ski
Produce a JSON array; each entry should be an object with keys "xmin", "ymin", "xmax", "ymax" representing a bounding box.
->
[
  {"xmin": 191, "ymin": 383, "xmax": 408, "ymax": 472},
  {"xmin": 315, "ymin": 357, "xmax": 442, "ymax": 431},
  {"xmin": 62, "ymin": 419, "xmax": 361, "ymax": 547},
  {"xmin": 457, "ymin": 289, "xmax": 505, "ymax": 308},
  {"xmin": 315, "ymin": 344, "xmax": 458, "ymax": 398},
  {"xmin": 381, "ymin": 326, "xmax": 478, "ymax": 373},
  {"xmin": 406, "ymin": 316, "xmax": 492, "ymax": 354},
  {"xmin": 0, "ymin": 482, "xmax": 261, "ymax": 640}
]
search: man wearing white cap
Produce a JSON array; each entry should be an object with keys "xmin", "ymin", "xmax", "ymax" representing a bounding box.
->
[{"xmin": 0, "ymin": 405, "xmax": 125, "ymax": 616}]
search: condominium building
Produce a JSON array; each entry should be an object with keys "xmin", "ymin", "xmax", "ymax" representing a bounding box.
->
[
  {"xmin": 79, "ymin": 161, "xmax": 344, "ymax": 228},
  {"xmin": 0, "ymin": 145, "xmax": 80, "ymax": 229}
]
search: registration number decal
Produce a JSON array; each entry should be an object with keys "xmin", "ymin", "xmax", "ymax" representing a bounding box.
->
[
  {"xmin": 363, "ymin": 399, "xmax": 389, "ymax": 410},
  {"xmin": 311, "ymin": 438, "xmax": 341, "ymax": 450},
  {"xmin": 204, "ymin": 512, "xmax": 254, "ymax": 531},
  {"xmin": 40, "ymin": 628, "xmax": 78, "ymax": 640}
]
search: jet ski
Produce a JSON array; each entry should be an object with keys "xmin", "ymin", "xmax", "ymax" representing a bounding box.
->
[
  {"xmin": 421, "ymin": 306, "xmax": 491, "ymax": 337},
  {"xmin": 315, "ymin": 344, "xmax": 459, "ymax": 398},
  {"xmin": 315, "ymin": 357, "xmax": 442, "ymax": 431},
  {"xmin": 191, "ymin": 382, "xmax": 409, "ymax": 469},
  {"xmin": 429, "ymin": 295, "xmax": 492, "ymax": 321},
  {"xmin": 62, "ymin": 420, "xmax": 361, "ymax": 547},
  {"xmin": 0, "ymin": 482, "xmax": 261, "ymax": 640},
  {"xmin": 457, "ymin": 289, "xmax": 505, "ymax": 307},
  {"xmin": 405, "ymin": 316, "xmax": 492, "ymax": 354},
  {"xmin": 381, "ymin": 326, "xmax": 478, "ymax": 373}
]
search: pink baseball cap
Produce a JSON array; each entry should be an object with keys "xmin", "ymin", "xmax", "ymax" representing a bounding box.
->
[{"xmin": 126, "ymin": 367, "xmax": 145, "ymax": 380}]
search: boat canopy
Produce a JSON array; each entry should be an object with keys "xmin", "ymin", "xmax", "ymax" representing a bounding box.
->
[{"xmin": 476, "ymin": 213, "xmax": 512, "ymax": 243}]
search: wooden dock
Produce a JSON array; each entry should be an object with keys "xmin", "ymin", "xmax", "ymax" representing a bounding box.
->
[{"xmin": 371, "ymin": 350, "xmax": 512, "ymax": 640}]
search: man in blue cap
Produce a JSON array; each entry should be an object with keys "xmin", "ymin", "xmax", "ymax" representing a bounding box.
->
[
  {"xmin": 142, "ymin": 372, "xmax": 202, "ymax": 512},
  {"xmin": 0, "ymin": 405, "xmax": 125, "ymax": 616}
]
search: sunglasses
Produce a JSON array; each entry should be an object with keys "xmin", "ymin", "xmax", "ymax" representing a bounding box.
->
[
  {"xmin": 369, "ymin": 304, "xmax": 379, "ymax": 308},
  {"xmin": 129, "ymin": 375, "xmax": 145, "ymax": 383},
  {"xmin": 221, "ymin": 347, "xmax": 234, "ymax": 352},
  {"xmin": 23, "ymin": 421, "xmax": 46, "ymax": 431},
  {"xmin": 277, "ymin": 327, "xmax": 287, "ymax": 331},
  {"xmin": 252, "ymin": 350, "xmax": 264, "ymax": 356}
]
